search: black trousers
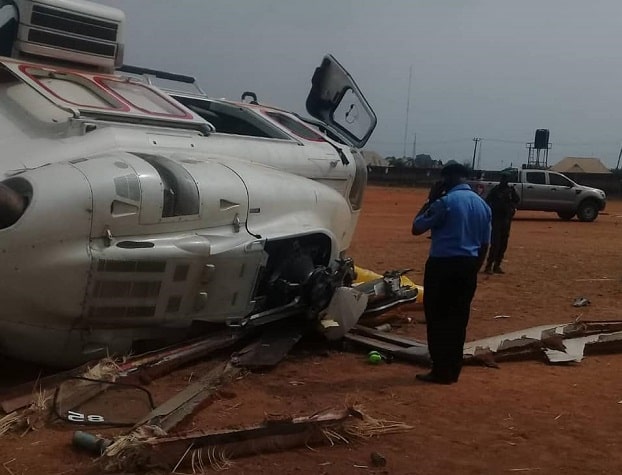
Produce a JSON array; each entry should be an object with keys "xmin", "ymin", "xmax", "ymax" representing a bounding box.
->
[
  {"xmin": 487, "ymin": 216, "xmax": 512, "ymax": 267},
  {"xmin": 423, "ymin": 256, "xmax": 479, "ymax": 380}
]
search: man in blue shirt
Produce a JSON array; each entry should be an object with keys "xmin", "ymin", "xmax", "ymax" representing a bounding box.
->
[{"xmin": 412, "ymin": 163, "xmax": 491, "ymax": 384}]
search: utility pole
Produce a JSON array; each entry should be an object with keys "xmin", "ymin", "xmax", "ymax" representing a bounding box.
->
[
  {"xmin": 402, "ymin": 65, "xmax": 413, "ymax": 158},
  {"xmin": 412, "ymin": 133, "xmax": 417, "ymax": 162},
  {"xmin": 477, "ymin": 138, "xmax": 483, "ymax": 169},
  {"xmin": 471, "ymin": 137, "xmax": 481, "ymax": 171},
  {"xmin": 616, "ymin": 145, "xmax": 622, "ymax": 172}
]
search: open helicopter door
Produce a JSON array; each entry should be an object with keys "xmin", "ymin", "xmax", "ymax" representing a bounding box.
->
[{"xmin": 305, "ymin": 54, "xmax": 377, "ymax": 149}]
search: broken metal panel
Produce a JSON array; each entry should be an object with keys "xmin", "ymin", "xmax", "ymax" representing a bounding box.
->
[
  {"xmin": 464, "ymin": 321, "xmax": 622, "ymax": 365},
  {"xmin": 231, "ymin": 322, "xmax": 305, "ymax": 369},
  {"xmin": 0, "ymin": 363, "xmax": 91, "ymax": 414},
  {"xmin": 321, "ymin": 287, "xmax": 369, "ymax": 340},
  {"xmin": 349, "ymin": 324, "xmax": 427, "ymax": 349},
  {"xmin": 54, "ymin": 378, "xmax": 155, "ymax": 427},
  {"xmin": 100, "ymin": 407, "xmax": 412, "ymax": 473},
  {"xmin": 463, "ymin": 324, "xmax": 568, "ymax": 358},
  {"xmin": 345, "ymin": 325, "xmax": 431, "ymax": 365},
  {"xmin": 132, "ymin": 363, "xmax": 242, "ymax": 433},
  {"xmin": 101, "ymin": 408, "xmax": 352, "ymax": 473},
  {"xmin": 548, "ymin": 330, "xmax": 622, "ymax": 363},
  {"xmin": 345, "ymin": 333, "xmax": 407, "ymax": 354},
  {"xmin": 544, "ymin": 337, "xmax": 591, "ymax": 363},
  {"xmin": 0, "ymin": 331, "xmax": 244, "ymax": 415},
  {"xmin": 116, "ymin": 330, "xmax": 244, "ymax": 380},
  {"xmin": 345, "ymin": 320, "xmax": 622, "ymax": 367}
]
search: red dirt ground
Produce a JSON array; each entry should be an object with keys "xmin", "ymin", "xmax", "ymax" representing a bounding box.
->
[{"xmin": 2, "ymin": 185, "xmax": 622, "ymax": 475}]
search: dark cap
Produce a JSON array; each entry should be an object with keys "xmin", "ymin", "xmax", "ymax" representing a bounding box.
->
[{"xmin": 441, "ymin": 162, "xmax": 470, "ymax": 178}]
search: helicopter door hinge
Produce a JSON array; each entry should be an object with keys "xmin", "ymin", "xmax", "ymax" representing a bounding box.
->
[
  {"xmin": 233, "ymin": 214, "xmax": 241, "ymax": 233},
  {"xmin": 104, "ymin": 227, "xmax": 113, "ymax": 247}
]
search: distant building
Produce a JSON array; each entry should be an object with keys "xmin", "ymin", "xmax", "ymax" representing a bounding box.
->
[
  {"xmin": 361, "ymin": 150, "xmax": 388, "ymax": 167},
  {"xmin": 551, "ymin": 157, "xmax": 611, "ymax": 174}
]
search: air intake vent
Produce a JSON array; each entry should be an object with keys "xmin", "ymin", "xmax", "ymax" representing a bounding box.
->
[
  {"xmin": 13, "ymin": 0, "xmax": 125, "ymax": 71},
  {"xmin": 27, "ymin": 28, "xmax": 117, "ymax": 57},
  {"xmin": 31, "ymin": 5, "xmax": 119, "ymax": 42}
]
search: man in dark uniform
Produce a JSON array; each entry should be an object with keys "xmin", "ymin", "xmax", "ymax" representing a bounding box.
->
[
  {"xmin": 484, "ymin": 174, "xmax": 520, "ymax": 274},
  {"xmin": 412, "ymin": 163, "xmax": 491, "ymax": 384}
]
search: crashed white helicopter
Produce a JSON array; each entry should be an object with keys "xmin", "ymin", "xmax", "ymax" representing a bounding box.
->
[{"xmin": 0, "ymin": 0, "xmax": 417, "ymax": 366}]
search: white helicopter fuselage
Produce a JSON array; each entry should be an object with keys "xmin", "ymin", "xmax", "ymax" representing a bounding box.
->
[
  {"xmin": 0, "ymin": 57, "xmax": 367, "ymax": 366},
  {"xmin": 0, "ymin": 0, "xmax": 377, "ymax": 366}
]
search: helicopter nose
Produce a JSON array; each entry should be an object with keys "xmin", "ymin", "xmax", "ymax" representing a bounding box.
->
[{"xmin": 0, "ymin": 182, "xmax": 26, "ymax": 229}]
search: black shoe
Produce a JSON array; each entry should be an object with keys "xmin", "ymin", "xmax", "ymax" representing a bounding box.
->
[
  {"xmin": 493, "ymin": 266, "xmax": 505, "ymax": 274},
  {"xmin": 415, "ymin": 371, "xmax": 454, "ymax": 385},
  {"xmin": 483, "ymin": 265, "xmax": 493, "ymax": 275}
]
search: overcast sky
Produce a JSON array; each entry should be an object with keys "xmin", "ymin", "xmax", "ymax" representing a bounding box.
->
[{"xmin": 97, "ymin": 1, "xmax": 622, "ymax": 169}]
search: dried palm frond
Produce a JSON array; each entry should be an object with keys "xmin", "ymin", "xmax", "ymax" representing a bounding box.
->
[
  {"xmin": 0, "ymin": 384, "xmax": 55, "ymax": 437},
  {"xmin": 101, "ymin": 425, "xmax": 168, "ymax": 473},
  {"xmin": 83, "ymin": 357, "xmax": 121, "ymax": 382},
  {"xmin": 343, "ymin": 404, "xmax": 413, "ymax": 439},
  {"xmin": 321, "ymin": 427, "xmax": 350, "ymax": 446},
  {"xmin": 187, "ymin": 446, "xmax": 233, "ymax": 473},
  {"xmin": 105, "ymin": 424, "xmax": 167, "ymax": 456},
  {"xmin": 0, "ymin": 412, "xmax": 20, "ymax": 436}
]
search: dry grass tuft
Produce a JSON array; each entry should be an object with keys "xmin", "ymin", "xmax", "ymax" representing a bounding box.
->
[{"xmin": 344, "ymin": 404, "xmax": 413, "ymax": 439}]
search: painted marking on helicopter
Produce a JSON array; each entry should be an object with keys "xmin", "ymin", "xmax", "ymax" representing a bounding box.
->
[{"xmin": 67, "ymin": 410, "xmax": 105, "ymax": 424}]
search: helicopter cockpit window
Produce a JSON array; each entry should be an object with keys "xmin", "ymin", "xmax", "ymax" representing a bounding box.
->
[
  {"xmin": 0, "ymin": 67, "xmax": 72, "ymax": 129},
  {"xmin": 98, "ymin": 78, "xmax": 190, "ymax": 117},
  {"xmin": 133, "ymin": 153, "xmax": 199, "ymax": 218},
  {"xmin": 171, "ymin": 96, "xmax": 292, "ymax": 140},
  {"xmin": 332, "ymin": 88, "xmax": 374, "ymax": 144},
  {"xmin": 263, "ymin": 111, "xmax": 326, "ymax": 142},
  {"xmin": 21, "ymin": 67, "xmax": 124, "ymax": 110}
]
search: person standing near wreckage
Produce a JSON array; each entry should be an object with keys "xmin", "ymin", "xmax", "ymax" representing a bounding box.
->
[
  {"xmin": 484, "ymin": 173, "xmax": 520, "ymax": 274},
  {"xmin": 412, "ymin": 163, "xmax": 491, "ymax": 384}
]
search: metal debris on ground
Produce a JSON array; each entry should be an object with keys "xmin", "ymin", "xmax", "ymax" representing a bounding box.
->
[
  {"xmin": 54, "ymin": 377, "xmax": 155, "ymax": 427},
  {"xmin": 0, "ymin": 332, "xmax": 246, "ymax": 437},
  {"xmin": 345, "ymin": 324, "xmax": 431, "ymax": 366},
  {"xmin": 572, "ymin": 297, "xmax": 591, "ymax": 307},
  {"xmin": 0, "ymin": 331, "xmax": 244, "ymax": 415},
  {"xmin": 345, "ymin": 320, "xmax": 622, "ymax": 367},
  {"xmin": 131, "ymin": 362, "xmax": 243, "ymax": 433},
  {"xmin": 464, "ymin": 320, "xmax": 622, "ymax": 365},
  {"xmin": 97, "ymin": 405, "xmax": 412, "ymax": 473},
  {"xmin": 72, "ymin": 363, "xmax": 245, "ymax": 456},
  {"xmin": 231, "ymin": 322, "xmax": 306, "ymax": 369}
]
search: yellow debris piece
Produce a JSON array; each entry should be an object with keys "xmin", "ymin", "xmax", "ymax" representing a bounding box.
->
[{"xmin": 353, "ymin": 266, "xmax": 424, "ymax": 303}]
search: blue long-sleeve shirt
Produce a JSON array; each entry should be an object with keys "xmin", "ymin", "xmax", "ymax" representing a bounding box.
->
[{"xmin": 414, "ymin": 184, "xmax": 492, "ymax": 258}]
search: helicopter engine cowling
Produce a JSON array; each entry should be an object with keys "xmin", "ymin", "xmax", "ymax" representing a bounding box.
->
[{"xmin": 0, "ymin": 149, "xmax": 351, "ymax": 366}]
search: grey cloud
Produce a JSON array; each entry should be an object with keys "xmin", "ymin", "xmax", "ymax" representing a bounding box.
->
[{"xmin": 97, "ymin": 0, "xmax": 622, "ymax": 168}]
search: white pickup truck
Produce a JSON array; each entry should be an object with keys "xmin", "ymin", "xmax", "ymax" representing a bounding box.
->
[{"xmin": 468, "ymin": 169, "xmax": 607, "ymax": 222}]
